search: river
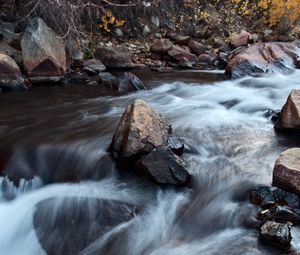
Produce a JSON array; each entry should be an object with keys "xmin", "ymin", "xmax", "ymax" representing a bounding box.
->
[{"xmin": 0, "ymin": 70, "xmax": 300, "ymax": 255}]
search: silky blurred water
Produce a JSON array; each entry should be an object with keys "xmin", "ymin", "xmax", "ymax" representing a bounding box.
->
[{"xmin": 1, "ymin": 71, "xmax": 300, "ymax": 255}]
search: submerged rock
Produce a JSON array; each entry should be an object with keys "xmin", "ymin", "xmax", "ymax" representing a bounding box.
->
[
  {"xmin": 21, "ymin": 17, "xmax": 66, "ymax": 82},
  {"xmin": 273, "ymin": 148, "xmax": 300, "ymax": 195},
  {"xmin": 226, "ymin": 42, "xmax": 300, "ymax": 78},
  {"xmin": 136, "ymin": 147, "xmax": 191, "ymax": 186},
  {"xmin": 259, "ymin": 221, "xmax": 291, "ymax": 248},
  {"xmin": 110, "ymin": 99, "xmax": 171, "ymax": 161},
  {"xmin": 34, "ymin": 197, "xmax": 137, "ymax": 255},
  {"xmin": 258, "ymin": 206, "xmax": 300, "ymax": 225},
  {"xmin": 0, "ymin": 53, "xmax": 27, "ymax": 91},
  {"xmin": 276, "ymin": 90, "xmax": 300, "ymax": 130}
]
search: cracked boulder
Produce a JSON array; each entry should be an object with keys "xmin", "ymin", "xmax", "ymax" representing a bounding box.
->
[{"xmin": 110, "ymin": 99, "xmax": 171, "ymax": 162}]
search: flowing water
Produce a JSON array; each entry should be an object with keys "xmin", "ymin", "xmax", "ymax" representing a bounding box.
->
[{"xmin": 0, "ymin": 70, "xmax": 300, "ymax": 255}]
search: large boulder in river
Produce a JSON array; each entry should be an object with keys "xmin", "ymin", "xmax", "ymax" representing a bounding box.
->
[
  {"xmin": 226, "ymin": 42, "xmax": 300, "ymax": 78},
  {"xmin": 259, "ymin": 221, "xmax": 291, "ymax": 248},
  {"xmin": 276, "ymin": 90, "xmax": 300, "ymax": 130},
  {"xmin": 94, "ymin": 46, "xmax": 135, "ymax": 69},
  {"xmin": 21, "ymin": 17, "xmax": 66, "ymax": 82},
  {"xmin": 136, "ymin": 147, "xmax": 191, "ymax": 186},
  {"xmin": 110, "ymin": 99, "xmax": 171, "ymax": 161},
  {"xmin": 273, "ymin": 148, "xmax": 300, "ymax": 195},
  {"xmin": 0, "ymin": 53, "xmax": 26, "ymax": 91},
  {"xmin": 34, "ymin": 197, "xmax": 137, "ymax": 255}
]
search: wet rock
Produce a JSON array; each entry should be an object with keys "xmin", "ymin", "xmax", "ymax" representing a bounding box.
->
[
  {"xmin": 151, "ymin": 39, "xmax": 173, "ymax": 55},
  {"xmin": 259, "ymin": 221, "xmax": 291, "ymax": 248},
  {"xmin": 226, "ymin": 42, "xmax": 300, "ymax": 78},
  {"xmin": 273, "ymin": 148, "xmax": 300, "ymax": 195},
  {"xmin": 258, "ymin": 206, "xmax": 300, "ymax": 225},
  {"xmin": 34, "ymin": 197, "xmax": 138, "ymax": 255},
  {"xmin": 82, "ymin": 59, "xmax": 106, "ymax": 75},
  {"xmin": 118, "ymin": 72, "xmax": 146, "ymax": 92},
  {"xmin": 167, "ymin": 135, "xmax": 184, "ymax": 156},
  {"xmin": 250, "ymin": 186, "xmax": 300, "ymax": 208},
  {"xmin": 21, "ymin": 17, "xmax": 66, "ymax": 82},
  {"xmin": 98, "ymin": 72, "xmax": 119, "ymax": 89},
  {"xmin": 168, "ymin": 45, "xmax": 198, "ymax": 67},
  {"xmin": 63, "ymin": 70, "xmax": 89, "ymax": 85},
  {"xmin": 198, "ymin": 54, "xmax": 215, "ymax": 66},
  {"xmin": 188, "ymin": 40, "xmax": 206, "ymax": 55},
  {"xmin": 136, "ymin": 147, "xmax": 191, "ymax": 187},
  {"xmin": 0, "ymin": 53, "xmax": 27, "ymax": 92},
  {"xmin": 276, "ymin": 90, "xmax": 300, "ymax": 130},
  {"xmin": 110, "ymin": 99, "xmax": 171, "ymax": 162},
  {"xmin": 94, "ymin": 46, "xmax": 135, "ymax": 69},
  {"xmin": 229, "ymin": 31, "xmax": 250, "ymax": 48}
]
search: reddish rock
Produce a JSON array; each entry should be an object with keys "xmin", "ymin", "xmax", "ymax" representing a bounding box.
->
[
  {"xmin": 168, "ymin": 45, "xmax": 198, "ymax": 67},
  {"xmin": 276, "ymin": 90, "xmax": 300, "ymax": 130},
  {"xmin": 229, "ymin": 31, "xmax": 250, "ymax": 48},
  {"xmin": 273, "ymin": 148, "xmax": 300, "ymax": 195},
  {"xmin": 166, "ymin": 33, "xmax": 191, "ymax": 45},
  {"xmin": 151, "ymin": 39, "xmax": 173, "ymax": 54},
  {"xmin": 110, "ymin": 99, "xmax": 171, "ymax": 162},
  {"xmin": 226, "ymin": 42, "xmax": 300, "ymax": 78},
  {"xmin": 188, "ymin": 40, "xmax": 206, "ymax": 55},
  {"xmin": 0, "ymin": 53, "xmax": 26, "ymax": 91},
  {"xmin": 21, "ymin": 17, "xmax": 66, "ymax": 81}
]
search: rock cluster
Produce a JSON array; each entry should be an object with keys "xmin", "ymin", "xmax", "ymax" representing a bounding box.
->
[
  {"xmin": 110, "ymin": 99, "xmax": 191, "ymax": 187},
  {"xmin": 226, "ymin": 42, "xmax": 300, "ymax": 78},
  {"xmin": 249, "ymin": 146, "xmax": 300, "ymax": 250}
]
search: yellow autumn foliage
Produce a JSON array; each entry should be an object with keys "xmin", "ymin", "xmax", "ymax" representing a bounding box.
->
[{"xmin": 99, "ymin": 10, "xmax": 125, "ymax": 33}]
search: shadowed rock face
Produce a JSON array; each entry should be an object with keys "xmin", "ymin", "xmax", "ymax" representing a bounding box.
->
[
  {"xmin": 21, "ymin": 17, "xmax": 66, "ymax": 80},
  {"xmin": 33, "ymin": 197, "xmax": 138, "ymax": 255},
  {"xmin": 110, "ymin": 99, "xmax": 171, "ymax": 162},
  {"xmin": 0, "ymin": 53, "xmax": 26, "ymax": 91},
  {"xmin": 273, "ymin": 148, "xmax": 300, "ymax": 195},
  {"xmin": 226, "ymin": 42, "xmax": 300, "ymax": 78},
  {"xmin": 277, "ymin": 90, "xmax": 300, "ymax": 130},
  {"xmin": 136, "ymin": 147, "xmax": 191, "ymax": 186}
]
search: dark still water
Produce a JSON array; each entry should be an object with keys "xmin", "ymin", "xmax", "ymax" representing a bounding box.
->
[{"xmin": 0, "ymin": 70, "xmax": 299, "ymax": 255}]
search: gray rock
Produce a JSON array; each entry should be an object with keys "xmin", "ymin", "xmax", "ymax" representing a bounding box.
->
[
  {"xmin": 98, "ymin": 72, "xmax": 119, "ymax": 89},
  {"xmin": 82, "ymin": 59, "xmax": 106, "ymax": 75},
  {"xmin": 21, "ymin": 17, "xmax": 66, "ymax": 82},
  {"xmin": 118, "ymin": 72, "xmax": 146, "ymax": 92},
  {"xmin": 34, "ymin": 197, "xmax": 138, "ymax": 255},
  {"xmin": 136, "ymin": 147, "xmax": 191, "ymax": 187}
]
